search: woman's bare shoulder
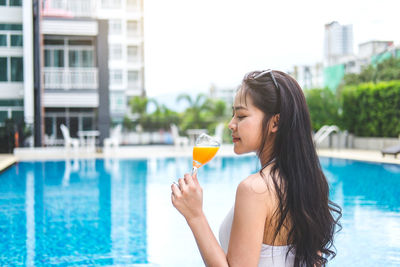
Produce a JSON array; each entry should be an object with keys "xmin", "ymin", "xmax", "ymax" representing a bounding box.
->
[{"xmin": 236, "ymin": 171, "xmax": 276, "ymax": 203}]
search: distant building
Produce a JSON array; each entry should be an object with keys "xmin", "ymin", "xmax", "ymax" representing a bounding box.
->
[
  {"xmin": 41, "ymin": 0, "xmax": 110, "ymax": 144},
  {"xmin": 359, "ymin": 40, "xmax": 395, "ymax": 66},
  {"xmin": 324, "ymin": 21, "xmax": 354, "ymax": 66},
  {"xmin": 0, "ymin": 0, "xmax": 31, "ymax": 128},
  {"xmin": 209, "ymin": 84, "xmax": 236, "ymax": 106},
  {"xmin": 323, "ymin": 21, "xmax": 355, "ymax": 91},
  {"xmin": 323, "ymin": 39, "xmax": 398, "ymax": 91},
  {"xmin": 97, "ymin": 0, "xmax": 145, "ymax": 123},
  {"xmin": 289, "ymin": 63, "xmax": 324, "ymax": 90}
]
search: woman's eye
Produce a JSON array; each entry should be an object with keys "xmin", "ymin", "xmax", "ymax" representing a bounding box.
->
[{"xmin": 237, "ymin": 116, "xmax": 246, "ymax": 119}]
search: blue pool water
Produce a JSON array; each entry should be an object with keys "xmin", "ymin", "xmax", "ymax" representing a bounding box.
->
[{"xmin": 0, "ymin": 156, "xmax": 399, "ymax": 266}]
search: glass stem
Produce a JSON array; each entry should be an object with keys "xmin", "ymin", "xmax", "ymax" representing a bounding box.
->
[{"xmin": 191, "ymin": 166, "xmax": 198, "ymax": 175}]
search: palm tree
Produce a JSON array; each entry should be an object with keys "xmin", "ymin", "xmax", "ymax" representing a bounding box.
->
[{"xmin": 176, "ymin": 93, "xmax": 209, "ymax": 130}]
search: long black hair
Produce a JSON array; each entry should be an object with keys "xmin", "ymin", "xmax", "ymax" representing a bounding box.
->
[{"xmin": 241, "ymin": 70, "xmax": 342, "ymax": 267}]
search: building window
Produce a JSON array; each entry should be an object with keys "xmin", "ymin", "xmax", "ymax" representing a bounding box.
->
[
  {"xmin": 45, "ymin": 49, "xmax": 64, "ymax": 67},
  {"xmin": 0, "ymin": 0, "xmax": 6, "ymax": 6},
  {"xmin": 128, "ymin": 70, "xmax": 138, "ymax": 87},
  {"xmin": 69, "ymin": 50, "xmax": 94, "ymax": 68},
  {"xmin": 0, "ymin": 24, "xmax": 23, "ymax": 48},
  {"xmin": 101, "ymin": 0, "xmax": 121, "ymax": 9},
  {"xmin": 110, "ymin": 69, "xmax": 123, "ymax": 85},
  {"xmin": 11, "ymin": 57, "xmax": 23, "ymax": 82},
  {"xmin": 127, "ymin": 46, "xmax": 138, "ymax": 63},
  {"xmin": 109, "ymin": 20, "xmax": 122, "ymax": 35},
  {"xmin": 127, "ymin": 0, "xmax": 138, "ymax": 10},
  {"xmin": 111, "ymin": 93, "xmax": 125, "ymax": 112},
  {"xmin": 0, "ymin": 24, "xmax": 22, "ymax": 31},
  {"xmin": 0, "ymin": 57, "xmax": 7, "ymax": 81},
  {"xmin": 10, "ymin": 0, "xmax": 22, "ymax": 6},
  {"xmin": 44, "ymin": 38, "xmax": 64, "ymax": 45},
  {"xmin": 127, "ymin": 21, "xmax": 138, "ymax": 38},
  {"xmin": 10, "ymin": 35, "xmax": 23, "ymax": 47},
  {"xmin": 81, "ymin": 50, "xmax": 93, "ymax": 67},
  {"xmin": 110, "ymin": 44, "xmax": 122, "ymax": 60},
  {"xmin": 0, "ymin": 34, "xmax": 6, "ymax": 46}
]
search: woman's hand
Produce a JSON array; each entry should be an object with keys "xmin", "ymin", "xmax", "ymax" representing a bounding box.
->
[{"xmin": 171, "ymin": 172, "xmax": 203, "ymax": 221}]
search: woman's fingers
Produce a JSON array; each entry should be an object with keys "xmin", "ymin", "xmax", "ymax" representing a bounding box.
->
[
  {"xmin": 171, "ymin": 182, "xmax": 181, "ymax": 195},
  {"xmin": 178, "ymin": 178, "xmax": 187, "ymax": 191},
  {"xmin": 192, "ymin": 171, "xmax": 199, "ymax": 186},
  {"xmin": 184, "ymin": 173, "xmax": 195, "ymax": 187}
]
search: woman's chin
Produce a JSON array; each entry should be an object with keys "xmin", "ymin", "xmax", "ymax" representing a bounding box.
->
[{"xmin": 233, "ymin": 145, "xmax": 246, "ymax": 155}]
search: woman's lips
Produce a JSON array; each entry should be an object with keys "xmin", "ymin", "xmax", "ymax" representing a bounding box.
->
[{"xmin": 232, "ymin": 137, "xmax": 240, "ymax": 143}]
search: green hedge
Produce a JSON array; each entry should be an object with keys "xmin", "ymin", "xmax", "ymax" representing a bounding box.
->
[
  {"xmin": 341, "ymin": 81, "xmax": 400, "ymax": 137},
  {"xmin": 304, "ymin": 88, "xmax": 340, "ymax": 131}
]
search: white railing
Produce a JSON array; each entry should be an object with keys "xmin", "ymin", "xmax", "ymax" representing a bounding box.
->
[
  {"xmin": 44, "ymin": 67, "xmax": 98, "ymax": 90},
  {"xmin": 44, "ymin": 0, "xmax": 95, "ymax": 18},
  {"xmin": 313, "ymin": 125, "xmax": 340, "ymax": 145}
]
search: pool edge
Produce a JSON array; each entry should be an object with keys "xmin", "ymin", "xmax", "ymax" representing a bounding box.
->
[
  {"xmin": 317, "ymin": 148, "xmax": 400, "ymax": 165},
  {"xmin": 0, "ymin": 154, "xmax": 17, "ymax": 173}
]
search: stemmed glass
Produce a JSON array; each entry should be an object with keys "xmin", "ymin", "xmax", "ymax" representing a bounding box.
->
[
  {"xmin": 172, "ymin": 133, "xmax": 220, "ymax": 188},
  {"xmin": 191, "ymin": 133, "xmax": 220, "ymax": 174}
]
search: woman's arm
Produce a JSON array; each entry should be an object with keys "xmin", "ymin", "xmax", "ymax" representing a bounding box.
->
[
  {"xmin": 171, "ymin": 173, "xmax": 228, "ymax": 267},
  {"xmin": 171, "ymin": 172, "xmax": 271, "ymax": 267}
]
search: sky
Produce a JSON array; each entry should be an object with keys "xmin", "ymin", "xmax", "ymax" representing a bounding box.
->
[{"xmin": 143, "ymin": 0, "xmax": 400, "ymax": 101}]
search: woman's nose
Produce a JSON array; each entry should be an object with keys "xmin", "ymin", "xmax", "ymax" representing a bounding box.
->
[{"xmin": 228, "ymin": 117, "xmax": 236, "ymax": 132}]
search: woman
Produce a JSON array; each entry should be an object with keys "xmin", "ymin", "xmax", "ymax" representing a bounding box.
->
[{"xmin": 171, "ymin": 70, "xmax": 342, "ymax": 267}]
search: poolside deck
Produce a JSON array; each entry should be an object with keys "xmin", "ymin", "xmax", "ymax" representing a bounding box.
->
[
  {"xmin": 0, "ymin": 145, "xmax": 399, "ymax": 172},
  {"xmin": 317, "ymin": 148, "xmax": 400, "ymax": 165},
  {"xmin": 0, "ymin": 154, "xmax": 17, "ymax": 172}
]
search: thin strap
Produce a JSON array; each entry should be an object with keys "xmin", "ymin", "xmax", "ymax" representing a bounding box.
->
[{"xmin": 261, "ymin": 158, "xmax": 276, "ymax": 170}]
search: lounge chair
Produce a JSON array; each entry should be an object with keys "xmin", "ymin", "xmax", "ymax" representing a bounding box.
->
[
  {"xmin": 60, "ymin": 124, "xmax": 80, "ymax": 151},
  {"xmin": 104, "ymin": 124, "xmax": 122, "ymax": 150},
  {"xmin": 381, "ymin": 144, "xmax": 400, "ymax": 158},
  {"xmin": 170, "ymin": 124, "xmax": 189, "ymax": 147}
]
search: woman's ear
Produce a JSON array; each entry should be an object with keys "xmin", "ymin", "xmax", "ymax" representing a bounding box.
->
[{"xmin": 270, "ymin": 114, "xmax": 280, "ymax": 133}]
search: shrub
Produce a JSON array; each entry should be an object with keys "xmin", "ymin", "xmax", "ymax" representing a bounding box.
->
[
  {"xmin": 304, "ymin": 88, "xmax": 340, "ymax": 131},
  {"xmin": 341, "ymin": 81, "xmax": 400, "ymax": 137}
]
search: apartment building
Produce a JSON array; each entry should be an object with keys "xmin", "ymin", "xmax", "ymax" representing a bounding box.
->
[
  {"xmin": 97, "ymin": 0, "xmax": 145, "ymax": 123},
  {"xmin": 290, "ymin": 63, "xmax": 324, "ymax": 90},
  {"xmin": 0, "ymin": 0, "xmax": 144, "ymax": 146},
  {"xmin": 41, "ymin": 0, "xmax": 110, "ymax": 144},
  {"xmin": 0, "ymin": 0, "xmax": 32, "ymax": 127},
  {"xmin": 209, "ymin": 84, "xmax": 236, "ymax": 106},
  {"xmin": 324, "ymin": 21, "xmax": 354, "ymax": 66}
]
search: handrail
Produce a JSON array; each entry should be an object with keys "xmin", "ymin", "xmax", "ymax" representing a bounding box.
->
[
  {"xmin": 313, "ymin": 125, "xmax": 340, "ymax": 144},
  {"xmin": 44, "ymin": 67, "xmax": 98, "ymax": 90}
]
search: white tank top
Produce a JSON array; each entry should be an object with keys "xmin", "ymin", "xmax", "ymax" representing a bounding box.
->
[{"xmin": 219, "ymin": 206, "xmax": 295, "ymax": 267}]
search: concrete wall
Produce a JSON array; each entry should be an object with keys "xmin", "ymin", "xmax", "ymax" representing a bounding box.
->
[
  {"xmin": 316, "ymin": 132, "xmax": 399, "ymax": 150},
  {"xmin": 352, "ymin": 137, "xmax": 399, "ymax": 150}
]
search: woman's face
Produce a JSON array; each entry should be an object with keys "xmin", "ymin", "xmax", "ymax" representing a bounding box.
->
[{"xmin": 228, "ymin": 90, "xmax": 265, "ymax": 155}]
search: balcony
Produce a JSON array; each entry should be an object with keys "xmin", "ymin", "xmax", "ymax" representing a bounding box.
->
[
  {"xmin": 42, "ymin": 0, "xmax": 96, "ymax": 18},
  {"xmin": 44, "ymin": 67, "xmax": 98, "ymax": 90}
]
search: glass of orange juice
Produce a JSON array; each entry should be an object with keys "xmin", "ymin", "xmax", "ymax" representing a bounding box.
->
[{"xmin": 191, "ymin": 133, "xmax": 220, "ymax": 174}]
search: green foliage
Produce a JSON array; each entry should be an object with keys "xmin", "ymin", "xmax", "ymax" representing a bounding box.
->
[
  {"xmin": 142, "ymin": 104, "xmax": 180, "ymax": 131},
  {"xmin": 341, "ymin": 81, "xmax": 400, "ymax": 137},
  {"xmin": 176, "ymin": 93, "xmax": 229, "ymax": 133},
  {"xmin": 343, "ymin": 57, "xmax": 400, "ymax": 86},
  {"xmin": 304, "ymin": 88, "xmax": 340, "ymax": 131},
  {"xmin": 123, "ymin": 115, "xmax": 134, "ymax": 131},
  {"xmin": 129, "ymin": 96, "xmax": 148, "ymax": 116},
  {"xmin": 127, "ymin": 96, "xmax": 181, "ymax": 131}
]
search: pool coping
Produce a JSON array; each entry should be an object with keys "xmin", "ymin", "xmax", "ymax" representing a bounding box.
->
[
  {"xmin": 316, "ymin": 148, "xmax": 400, "ymax": 165},
  {"xmin": 2, "ymin": 145, "xmax": 399, "ymax": 171},
  {"xmin": 0, "ymin": 154, "xmax": 17, "ymax": 173}
]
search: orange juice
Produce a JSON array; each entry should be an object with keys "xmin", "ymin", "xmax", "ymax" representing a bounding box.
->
[{"xmin": 192, "ymin": 146, "xmax": 219, "ymax": 168}]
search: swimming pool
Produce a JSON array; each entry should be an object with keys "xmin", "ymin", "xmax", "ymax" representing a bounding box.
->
[{"xmin": 0, "ymin": 156, "xmax": 399, "ymax": 266}]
